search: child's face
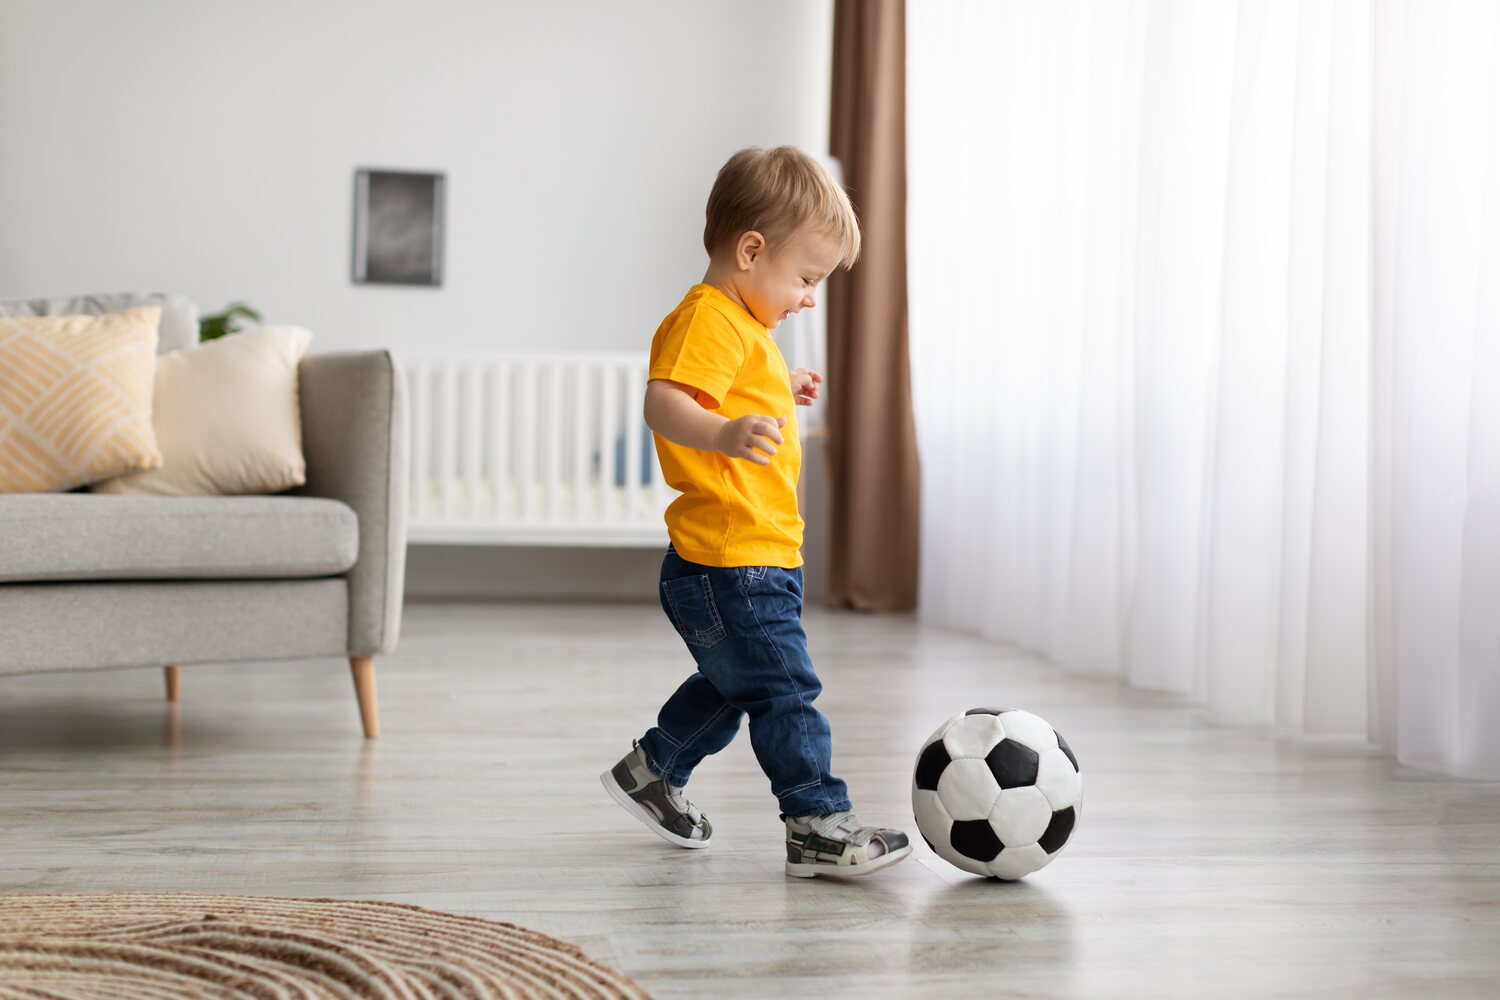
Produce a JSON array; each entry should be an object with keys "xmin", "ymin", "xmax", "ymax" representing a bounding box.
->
[{"xmin": 736, "ymin": 228, "xmax": 844, "ymax": 328}]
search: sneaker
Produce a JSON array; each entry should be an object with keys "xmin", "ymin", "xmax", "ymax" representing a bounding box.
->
[
  {"xmin": 601, "ymin": 742, "xmax": 712, "ymax": 849},
  {"xmin": 784, "ymin": 811, "xmax": 912, "ymax": 878}
]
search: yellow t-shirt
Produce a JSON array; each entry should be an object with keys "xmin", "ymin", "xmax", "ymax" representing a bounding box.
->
[{"xmin": 648, "ymin": 284, "xmax": 803, "ymax": 568}]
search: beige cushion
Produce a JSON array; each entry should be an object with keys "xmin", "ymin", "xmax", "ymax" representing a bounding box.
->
[
  {"xmin": 0, "ymin": 306, "xmax": 163, "ymax": 494},
  {"xmin": 92, "ymin": 325, "xmax": 312, "ymax": 496}
]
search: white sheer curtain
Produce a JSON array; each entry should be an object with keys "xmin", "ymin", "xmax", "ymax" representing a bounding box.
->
[{"xmin": 907, "ymin": 0, "xmax": 1500, "ymax": 779}]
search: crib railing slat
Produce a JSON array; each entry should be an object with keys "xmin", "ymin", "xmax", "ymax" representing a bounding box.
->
[
  {"xmin": 600, "ymin": 366, "xmax": 619, "ymax": 524},
  {"xmin": 573, "ymin": 363, "xmax": 589, "ymax": 522},
  {"xmin": 545, "ymin": 364, "xmax": 562, "ymax": 522},
  {"xmin": 519, "ymin": 364, "xmax": 537, "ymax": 524},
  {"xmin": 439, "ymin": 363, "xmax": 458, "ymax": 524},
  {"xmin": 464, "ymin": 366, "xmax": 482, "ymax": 521},
  {"xmin": 489, "ymin": 364, "xmax": 510, "ymax": 522}
]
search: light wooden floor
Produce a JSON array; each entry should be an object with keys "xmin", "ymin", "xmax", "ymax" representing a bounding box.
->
[{"xmin": 2, "ymin": 601, "xmax": 1497, "ymax": 999}]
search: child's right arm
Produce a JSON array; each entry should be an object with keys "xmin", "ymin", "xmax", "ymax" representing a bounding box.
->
[{"xmin": 644, "ymin": 379, "xmax": 787, "ymax": 467}]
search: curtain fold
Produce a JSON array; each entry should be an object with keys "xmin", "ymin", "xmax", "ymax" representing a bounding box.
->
[
  {"xmin": 826, "ymin": 0, "xmax": 921, "ymax": 611},
  {"xmin": 908, "ymin": 0, "xmax": 1500, "ymax": 779}
]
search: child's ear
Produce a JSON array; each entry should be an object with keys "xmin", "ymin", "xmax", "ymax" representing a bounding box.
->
[{"xmin": 736, "ymin": 231, "xmax": 766, "ymax": 270}]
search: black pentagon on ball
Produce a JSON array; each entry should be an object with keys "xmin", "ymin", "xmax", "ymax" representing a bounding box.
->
[
  {"xmin": 985, "ymin": 738, "xmax": 1040, "ymax": 789},
  {"xmin": 965, "ymin": 707, "xmax": 1016, "ymax": 716},
  {"xmin": 1055, "ymin": 730, "xmax": 1079, "ymax": 771},
  {"xmin": 950, "ymin": 819, "xmax": 1002, "ymax": 862},
  {"xmin": 921, "ymin": 832, "xmax": 936, "ymax": 853},
  {"xmin": 914, "ymin": 740, "xmax": 951, "ymax": 791},
  {"xmin": 1038, "ymin": 806, "xmax": 1076, "ymax": 854}
]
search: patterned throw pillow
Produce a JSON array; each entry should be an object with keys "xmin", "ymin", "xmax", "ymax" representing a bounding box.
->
[{"xmin": 0, "ymin": 307, "xmax": 163, "ymax": 493}]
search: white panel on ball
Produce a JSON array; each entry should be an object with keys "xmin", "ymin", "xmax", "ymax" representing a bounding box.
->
[
  {"xmin": 942, "ymin": 713, "xmax": 1006, "ymax": 759},
  {"xmin": 1034, "ymin": 747, "xmax": 1083, "ymax": 810},
  {"xmin": 990, "ymin": 785, "xmax": 1053, "ymax": 847},
  {"xmin": 988, "ymin": 843, "xmax": 1050, "ymax": 881},
  {"xmin": 996, "ymin": 710, "xmax": 1058, "ymax": 751},
  {"xmin": 912, "ymin": 788, "xmax": 954, "ymax": 854},
  {"xmin": 936, "ymin": 759, "xmax": 1001, "ymax": 821}
]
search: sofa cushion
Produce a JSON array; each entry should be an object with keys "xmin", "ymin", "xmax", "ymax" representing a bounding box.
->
[
  {"xmin": 0, "ymin": 292, "xmax": 198, "ymax": 354},
  {"xmin": 92, "ymin": 325, "xmax": 312, "ymax": 497},
  {"xmin": 0, "ymin": 494, "xmax": 358, "ymax": 583},
  {"xmin": 0, "ymin": 306, "xmax": 164, "ymax": 494}
]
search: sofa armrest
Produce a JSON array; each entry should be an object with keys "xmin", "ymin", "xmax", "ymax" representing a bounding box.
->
[{"xmin": 293, "ymin": 351, "xmax": 408, "ymax": 657}]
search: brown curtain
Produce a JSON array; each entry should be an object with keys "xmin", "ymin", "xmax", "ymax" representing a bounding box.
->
[{"xmin": 826, "ymin": 0, "xmax": 920, "ymax": 611}]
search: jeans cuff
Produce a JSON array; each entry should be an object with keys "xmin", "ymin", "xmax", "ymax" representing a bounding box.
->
[
  {"xmin": 778, "ymin": 786, "xmax": 852, "ymax": 818},
  {"xmin": 639, "ymin": 733, "xmax": 691, "ymax": 787}
]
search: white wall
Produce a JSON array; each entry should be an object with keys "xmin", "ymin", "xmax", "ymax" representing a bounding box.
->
[{"xmin": 0, "ymin": 0, "xmax": 834, "ymax": 356}]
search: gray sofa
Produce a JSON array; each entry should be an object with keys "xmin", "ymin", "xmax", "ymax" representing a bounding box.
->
[{"xmin": 0, "ymin": 292, "xmax": 408, "ymax": 738}]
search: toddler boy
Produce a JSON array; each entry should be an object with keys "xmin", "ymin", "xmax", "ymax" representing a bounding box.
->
[{"xmin": 600, "ymin": 146, "xmax": 911, "ymax": 878}]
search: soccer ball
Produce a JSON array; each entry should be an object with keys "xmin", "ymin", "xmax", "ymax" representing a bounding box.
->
[{"xmin": 911, "ymin": 708, "xmax": 1081, "ymax": 880}]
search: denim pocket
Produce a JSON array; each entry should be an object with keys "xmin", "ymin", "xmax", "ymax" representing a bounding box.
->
[{"xmin": 660, "ymin": 574, "xmax": 728, "ymax": 649}]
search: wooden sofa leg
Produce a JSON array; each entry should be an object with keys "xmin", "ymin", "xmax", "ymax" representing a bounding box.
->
[
  {"xmin": 349, "ymin": 656, "xmax": 380, "ymax": 739},
  {"xmin": 164, "ymin": 665, "xmax": 181, "ymax": 702}
]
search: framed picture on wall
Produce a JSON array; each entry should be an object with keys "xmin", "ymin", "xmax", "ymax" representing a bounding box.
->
[{"xmin": 352, "ymin": 168, "xmax": 445, "ymax": 286}]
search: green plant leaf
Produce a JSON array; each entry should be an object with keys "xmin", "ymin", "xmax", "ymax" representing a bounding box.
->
[{"xmin": 199, "ymin": 302, "xmax": 263, "ymax": 341}]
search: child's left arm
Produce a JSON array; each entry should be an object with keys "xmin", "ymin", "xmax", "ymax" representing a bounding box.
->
[{"xmin": 790, "ymin": 368, "xmax": 822, "ymax": 406}]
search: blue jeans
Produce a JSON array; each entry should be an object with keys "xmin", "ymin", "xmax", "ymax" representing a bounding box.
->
[{"xmin": 638, "ymin": 548, "xmax": 852, "ymax": 818}]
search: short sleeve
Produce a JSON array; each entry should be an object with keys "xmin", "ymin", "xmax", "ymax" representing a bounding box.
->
[{"xmin": 649, "ymin": 305, "xmax": 745, "ymax": 409}]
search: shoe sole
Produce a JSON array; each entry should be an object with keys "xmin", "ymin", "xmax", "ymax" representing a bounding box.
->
[
  {"xmin": 600, "ymin": 769, "xmax": 711, "ymax": 850},
  {"xmin": 785, "ymin": 843, "xmax": 913, "ymax": 878}
]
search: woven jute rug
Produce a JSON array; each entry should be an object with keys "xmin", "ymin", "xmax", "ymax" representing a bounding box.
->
[{"xmin": 0, "ymin": 893, "xmax": 650, "ymax": 999}]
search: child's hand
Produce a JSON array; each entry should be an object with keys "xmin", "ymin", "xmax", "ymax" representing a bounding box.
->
[
  {"xmin": 790, "ymin": 368, "xmax": 823, "ymax": 406},
  {"xmin": 715, "ymin": 414, "xmax": 787, "ymax": 466}
]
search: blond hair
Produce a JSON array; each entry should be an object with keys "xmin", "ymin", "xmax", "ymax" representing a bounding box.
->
[{"xmin": 703, "ymin": 146, "xmax": 861, "ymax": 267}]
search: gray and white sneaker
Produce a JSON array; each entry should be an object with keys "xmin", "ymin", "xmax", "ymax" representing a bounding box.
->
[
  {"xmin": 784, "ymin": 811, "xmax": 911, "ymax": 878},
  {"xmin": 601, "ymin": 742, "xmax": 712, "ymax": 849}
]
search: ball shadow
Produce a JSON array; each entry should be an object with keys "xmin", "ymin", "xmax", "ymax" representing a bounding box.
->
[{"xmin": 908, "ymin": 870, "xmax": 1079, "ymax": 983}]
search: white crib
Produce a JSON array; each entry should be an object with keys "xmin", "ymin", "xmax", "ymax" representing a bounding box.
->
[
  {"xmin": 401, "ymin": 312, "xmax": 826, "ymax": 547},
  {"xmin": 403, "ymin": 354, "xmax": 670, "ymax": 545}
]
